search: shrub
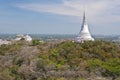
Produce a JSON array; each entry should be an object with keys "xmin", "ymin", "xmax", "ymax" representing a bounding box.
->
[{"xmin": 32, "ymin": 40, "xmax": 41, "ymax": 46}]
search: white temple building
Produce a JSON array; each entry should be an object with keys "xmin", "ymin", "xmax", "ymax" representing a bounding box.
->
[
  {"xmin": 15, "ymin": 34, "xmax": 24, "ymax": 41},
  {"xmin": 24, "ymin": 34, "xmax": 32, "ymax": 42},
  {"xmin": 15, "ymin": 34, "xmax": 32, "ymax": 42},
  {"xmin": 0, "ymin": 39, "xmax": 11, "ymax": 45},
  {"xmin": 75, "ymin": 11, "xmax": 94, "ymax": 43}
]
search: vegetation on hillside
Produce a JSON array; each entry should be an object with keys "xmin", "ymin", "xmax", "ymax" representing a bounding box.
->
[{"xmin": 0, "ymin": 40, "xmax": 120, "ymax": 80}]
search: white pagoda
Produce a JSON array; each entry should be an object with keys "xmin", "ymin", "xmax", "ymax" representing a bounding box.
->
[{"xmin": 75, "ymin": 11, "xmax": 94, "ymax": 43}]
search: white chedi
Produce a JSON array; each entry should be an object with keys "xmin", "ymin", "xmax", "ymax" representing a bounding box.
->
[{"xmin": 75, "ymin": 11, "xmax": 94, "ymax": 43}]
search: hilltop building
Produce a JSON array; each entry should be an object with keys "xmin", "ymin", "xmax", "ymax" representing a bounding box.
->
[
  {"xmin": 15, "ymin": 34, "xmax": 32, "ymax": 42},
  {"xmin": 75, "ymin": 11, "xmax": 94, "ymax": 43},
  {"xmin": 0, "ymin": 39, "xmax": 11, "ymax": 45},
  {"xmin": 24, "ymin": 34, "xmax": 32, "ymax": 42},
  {"xmin": 15, "ymin": 34, "xmax": 24, "ymax": 41}
]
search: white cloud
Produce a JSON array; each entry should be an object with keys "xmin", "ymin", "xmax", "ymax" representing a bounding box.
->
[
  {"xmin": 17, "ymin": 0, "xmax": 109, "ymax": 16},
  {"xmin": 17, "ymin": 0, "xmax": 120, "ymax": 24},
  {"xmin": 18, "ymin": 3, "xmax": 81, "ymax": 17}
]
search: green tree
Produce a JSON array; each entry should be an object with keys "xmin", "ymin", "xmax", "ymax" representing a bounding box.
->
[
  {"xmin": 102, "ymin": 58, "xmax": 120, "ymax": 80},
  {"xmin": 32, "ymin": 39, "xmax": 41, "ymax": 46}
]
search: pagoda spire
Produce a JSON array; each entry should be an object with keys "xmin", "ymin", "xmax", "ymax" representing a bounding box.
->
[
  {"xmin": 81, "ymin": 10, "xmax": 87, "ymax": 32},
  {"xmin": 75, "ymin": 10, "xmax": 94, "ymax": 43},
  {"xmin": 83, "ymin": 10, "xmax": 87, "ymax": 25}
]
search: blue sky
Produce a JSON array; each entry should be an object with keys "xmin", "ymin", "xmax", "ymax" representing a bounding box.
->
[{"xmin": 0, "ymin": 0, "xmax": 120, "ymax": 35}]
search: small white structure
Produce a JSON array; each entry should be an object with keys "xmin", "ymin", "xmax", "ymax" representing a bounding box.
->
[
  {"xmin": 15, "ymin": 34, "xmax": 24, "ymax": 41},
  {"xmin": 24, "ymin": 34, "xmax": 32, "ymax": 42},
  {"xmin": 0, "ymin": 39, "xmax": 11, "ymax": 45},
  {"xmin": 75, "ymin": 11, "xmax": 94, "ymax": 43},
  {"xmin": 14, "ymin": 34, "xmax": 32, "ymax": 42}
]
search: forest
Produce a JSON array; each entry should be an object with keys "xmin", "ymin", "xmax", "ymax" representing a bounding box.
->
[{"xmin": 0, "ymin": 40, "xmax": 120, "ymax": 80}]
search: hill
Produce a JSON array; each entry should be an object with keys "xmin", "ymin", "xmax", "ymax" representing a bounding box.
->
[{"xmin": 0, "ymin": 40, "xmax": 120, "ymax": 80}]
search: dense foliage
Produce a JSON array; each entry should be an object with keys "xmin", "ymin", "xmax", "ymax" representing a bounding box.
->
[{"xmin": 0, "ymin": 40, "xmax": 120, "ymax": 80}]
